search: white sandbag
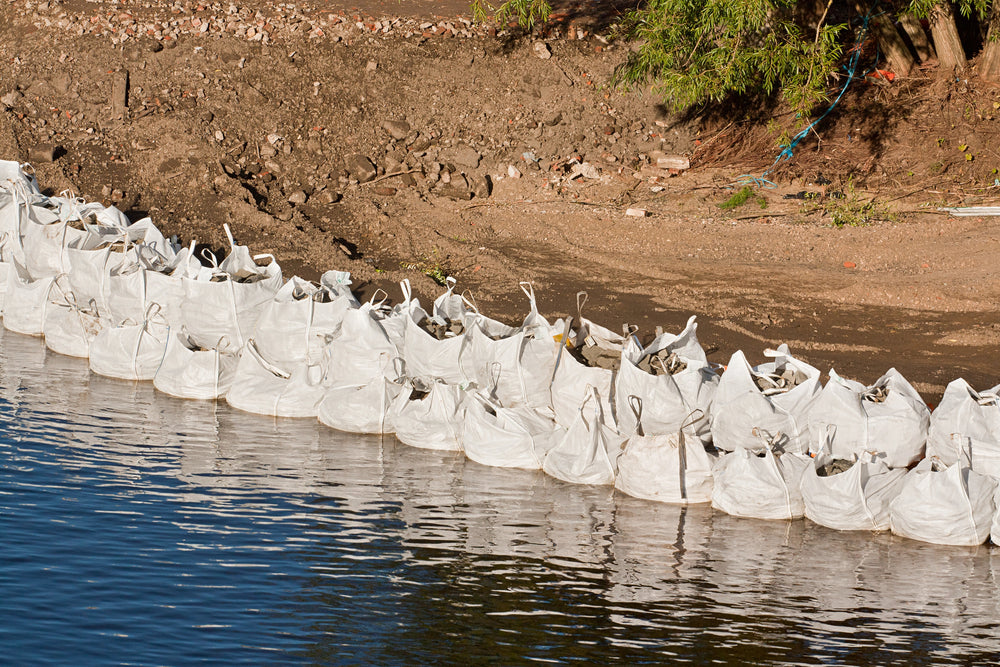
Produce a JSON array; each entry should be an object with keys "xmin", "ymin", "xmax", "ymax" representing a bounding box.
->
[
  {"xmin": 889, "ymin": 455, "xmax": 996, "ymax": 546},
  {"xmin": 318, "ymin": 355, "xmax": 405, "ymax": 434},
  {"xmin": 806, "ymin": 368, "xmax": 929, "ymax": 468},
  {"xmin": 711, "ymin": 430, "xmax": 812, "ymax": 520},
  {"xmin": 391, "ymin": 379, "xmax": 466, "ymax": 451},
  {"xmin": 462, "ymin": 282, "xmax": 560, "ymax": 409},
  {"xmin": 324, "ymin": 296, "xmax": 400, "ymax": 386},
  {"xmin": 614, "ymin": 316, "xmax": 718, "ymax": 441},
  {"xmin": 0, "ymin": 163, "xmax": 39, "ymax": 264},
  {"xmin": 615, "ymin": 401, "xmax": 716, "ymax": 504},
  {"xmin": 20, "ymin": 195, "xmax": 99, "ymax": 281},
  {"xmin": 251, "ymin": 272, "xmax": 357, "ymax": 366},
  {"xmin": 542, "ymin": 386, "xmax": 624, "ymax": 485},
  {"xmin": 42, "ymin": 278, "xmax": 104, "ymax": 358},
  {"xmin": 0, "ymin": 160, "xmax": 39, "ymax": 197},
  {"xmin": 462, "ymin": 389, "xmax": 560, "ymax": 469},
  {"xmin": 3, "ymin": 262, "xmax": 55, "ymax": 336},
  {"xmin": 89, "ymin": 305, "xmax": 169, "ymax": 381},
  {"xmin": 400, "ymin": 278, "xmax": 471, "ymax": 385},
  {"xmin": 550, "ymin": 293, "xmax": 626, "ymax": 429},
  {"xmin": 711, "ymin": 344, "xmax": 821, "ymax": 453},
  {"xmin": 153, "ymin": 330, "xmax": 238, "ymax": 400},
  {"xmin": 179, "ymin": 225, "xmax": 282, "ymax": 348},
  {"xmin": 225, "ymin": 339, "xmax": 326, "ymax": 418},
  {"xmin": 800, "ymin": 443, "xmax": 907, "ymax": 531},
  {"xmin": 927, "ymin": 379, "xmax": 1000, "ymax": 477},
  {"xmin": 107, "ymin": 241, "xmax": 205, "ymax": 326}
]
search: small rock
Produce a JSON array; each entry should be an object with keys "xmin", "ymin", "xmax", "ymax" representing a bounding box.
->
[
  {"xmin": 507, "ymin": 165, "xmax": 522, "ymax": 178},
  {"xmin": 260, "ymin": 145, "xmax": 277, "ymax": 158},
  {"xmin": 266, "ymin": 133, "xmax": 282, "ymax": 145},
  {"xmin": 533, "ymin": 41, "xmax": 552, "ymax": 60},
  {"xmin": 28, "ymin": 144, "xmax": 63, "ymax": 163},
  {"xmin": 288, "ymin": 190, "xmax": 308, "ymax": 204},
  {"xmin": 656, "ymin": 156, "xmax": 690, "ymax": 170},
  {"xmin": 468, "ymin": 174, "xmax": 491, "ymax": 198},
  {"xmin": 365, "ymin": 60, "xmax": 378, "ymax": 72},
  {"xmin": 374, "ymin": 186, "xmax": 397, "ymax": 196},
  {"xmin": 625, "ymin": 208, "xmax": 648, "ymax": 218},
  {"xmin": 1, "ymin": 90, "xmax": 23, "ymax": 109},
  {"xmin": 440, "ymin": 143, "xmax": 481, "ymax": 169},
  {"xmin": 400, "ymin": 173, "xmax": 417, "ymax": 188},
  {"xmin": 214, "ymin": 130, "xmax": 225, "ymax": 142},
  {"xmin": 317, "ymin": 190, "xmax": 341, "ymax": 204},
  {"xmin": 345, "ymin": 154, "xmax": 377, "ymax": 183},
  {"xmin": 545, "ymin": 112, "xmax": 563, "ymax": 126},
  {"xmin": 276, "ymin": 210, "xmax": 293, "ymax": 221},
  {"xmin": 111, "ymin": 70, "xmax": 129, "ymax": 120},
  {"xmin": 382, "ymin": 119, "xmax": 410, "ymax": 141}
]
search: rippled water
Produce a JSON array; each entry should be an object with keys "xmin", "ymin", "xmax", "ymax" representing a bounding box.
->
[{"xmin": 2, "ymin": 329, "xmax": 1000, "ymax": 664}]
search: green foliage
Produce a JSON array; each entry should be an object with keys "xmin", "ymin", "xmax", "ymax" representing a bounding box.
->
[
  {"xmin": 908, "ymin": 0, "xmax": 988, "ymax": 20},
  {"xmin": 720, "ymin": 186, "xmax": 768, "ymax": 210},
  {"xmin": 614, "ymin": 0, "xmax": 845, "ymax": 118},
  {"xmin": 825, "ymin": 181, "xmax": 893, "ymax": 227},
  {"xmin": 472, "ymin": 0, "xmax": 551, "ymax": 28}
]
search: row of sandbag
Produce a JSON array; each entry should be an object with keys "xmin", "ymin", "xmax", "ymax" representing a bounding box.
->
[{"xmin": 1, "ymin": 160, "xmax": 998, "ymax": 547}]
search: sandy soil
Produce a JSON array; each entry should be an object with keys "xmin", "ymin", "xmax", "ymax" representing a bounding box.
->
[{"xmin": 2, "ymin": 0, "xmax": 999, "ymax": 400}]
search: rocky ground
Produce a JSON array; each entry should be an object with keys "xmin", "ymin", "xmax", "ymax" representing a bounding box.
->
[{"xmin": 3, "ymin": 0, "xmax": 1000, "ymax": 400}]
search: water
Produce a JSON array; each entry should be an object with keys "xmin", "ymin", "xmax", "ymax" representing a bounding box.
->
[{"xmin": 1, "ymin": 330, "xmax": 999, "ymax": 665}]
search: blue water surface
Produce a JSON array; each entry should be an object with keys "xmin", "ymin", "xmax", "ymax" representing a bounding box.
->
[{"xmin": 1, "ymin": 330, "xmax": 999, "ymax": 665}]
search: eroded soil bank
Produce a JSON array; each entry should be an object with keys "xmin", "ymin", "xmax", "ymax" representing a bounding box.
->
[{"xmin": 2, "ymin": 0, "xmax": 999, "ymax": 399}]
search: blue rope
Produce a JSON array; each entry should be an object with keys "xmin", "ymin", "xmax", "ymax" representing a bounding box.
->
[{"xmin": 736, "ymin": 4, "xmax": 876, "ymax": 187}]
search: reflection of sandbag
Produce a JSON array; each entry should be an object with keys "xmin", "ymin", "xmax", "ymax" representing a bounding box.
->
[
  {"xmin": 180, "ymin": 225, "xmax": 282, "ymax": 348},
  {"xmin": 800, "ymin": 438, "xmax": 907, "ymax": 532},
  {"xmin": 462, "ymin": 283, "xmax": 559, "ymax": 409},
  {"xmin": 806, "ymin": 368, "xmax": 928, "ymax": 468},
  {"xmin": 42, "ymin": 278, "xmax": 104, "ymax": 358},
  {"xmin": 711, "ymin": 344, "xmax": 821, "ymax": 453},
  {"xmin": 318, "ymin": 356, "xmax": 405, "ymax": 435},
  {"xmin": 226, "ymin": 339, "xmax": 326, "ymax": 418},
  {"xmin": 391, "ymin": 379, "xmax": 466, "ymax": 451},
  {"xmin": 463, "ymin": 386, "xmax": 560, "ymax": 470},
  {"xmin": 927, "ymin": 379, "xmax": 1000, "ymax": 477},
  {"xmin": 550, "ymin": 293, "xmax": 625, "ymax": 429},
  {"xmin": 153, "ymin": 330, "xmax": 238, "ymax": 400},
  {"xmin": 89, "ymin": 305, "xmax": 169, "ymax": 380},
  {"xmin": 615, "ymin": 316, "xmax": 718, "ymax": 441},
  {"xmin": 615, "ymin": 401, "xmax": 715, "ymax": 504},
  {"xmin": 543, "ymin": 386, "xmax": 623, "ymax": 486},
  {"xmin": 890, "ymin": 454, "xmax": 996, "ymax": 546},
  {"xmin": 400, "ymin": 278, "xmax": 470, "ymax": 385},
  {"xmin": 711, "ymin": 430, "xmax": 811, "ymax": 520},
  {"xmin": 251, "ymin": 272, "xmax": 357, "ymax": 366},
  {"xmin": 3, "ymin": 262, "xmax": 54, "ymax": 336}
]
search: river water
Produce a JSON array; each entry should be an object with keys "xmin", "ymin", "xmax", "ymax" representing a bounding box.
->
[{"xmin": 1, "ymin": 329, "xmax": 999, "ymax": 665}]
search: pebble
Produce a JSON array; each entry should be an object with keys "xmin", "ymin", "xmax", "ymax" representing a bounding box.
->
[
  {"xmin": 533, "ymin": 41, "xmax": 552, "ymax": 59},
  {"xmin": 382, "ymin": 119, "xmax": 410, "ymax": 141},
  {"xmin": 507, "ymin": 165, "xmax": 522, "ymax": 179},
  {"xmin": 625, "ymin": 208, "xmax": 648, "ymax": 217},
  {"xmin": 28, "ymin": 144, "xmax": 63, "ymax": 163},
  {"xmin": 287, "ymin": 190, "xmax": 308, "ymax": 204}
]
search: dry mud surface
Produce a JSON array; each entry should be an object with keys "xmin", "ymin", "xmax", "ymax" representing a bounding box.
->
[{"xmin": 2, "ymin": 0, "xmax": 1000, "ymax": 400}]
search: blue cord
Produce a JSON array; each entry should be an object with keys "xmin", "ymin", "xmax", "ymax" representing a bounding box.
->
[{"xmin": 735, "ymin": 3, "xmax": 876, "ymax": 187}]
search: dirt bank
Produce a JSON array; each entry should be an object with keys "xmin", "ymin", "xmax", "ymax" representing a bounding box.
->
[{"xmin": 2, "ymin": 0, "xmax": 999, "ymax": 400}]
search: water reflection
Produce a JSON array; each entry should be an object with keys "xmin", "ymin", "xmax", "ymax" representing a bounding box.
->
[{"xmin": 1, "ymin": 329, "xmax": 999, "ymax": 664}]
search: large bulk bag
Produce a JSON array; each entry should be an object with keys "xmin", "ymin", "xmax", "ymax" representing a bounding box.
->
[
  {"xmin": 107, "ymin": 241, "xmax": 205, "ymax": 327},
  {"xmin": 711, "ymin": 430, "xmax": 812, "ymax": 520},
  {"xmin": 550, "ymin": 293, "xmax": 627, "ymax": 429},
  {"xmin": 0, "ymin": 161, "xmax": 39, "ymax": 264},
  {"xmin": 317, "ymin": 355, "xmax": 405, "ymax": 434},
  {"xmin": 3, "ymin": 261, "xmax": 55, "ymax": 336},
  {"xmin": 225, "ymin": 339, "xmax": 326, "ymax": 418},
  {"xmin": 542, "ymin": 386, "xmax": 624, "ymax": 486},
  {"xmin": 391, "ymin": 379, "xmax": 466, "ymax": 451},
  {"xmin": 400, "ymin": 277, "xmax": 471, "ymax": 385},
  {"xmin": 20, "ymin": 195, "xmax": 102, "ymax": 281},
  {"xmin": 42, "ymin": 278, "xmax": 104, "ymax": 358},
  {"xmin": 615, "ymin": 401, "xmax": 715, "ymax": 504},
  {"xmin": 153, "ymin": 330, "xmax": 238, "ymax": 400},
  {"xmin": 927, "ymin": 379, "xmax": 1000, "ymax": 477},
  {"xmin": 462, "ymin": 282, "xmax": 560, "ymax": 409},
  {"xmin": 799, "ymin": 440, "xmax": 907, "ymax": 531},
  {"xmin": 614, "ymin": 316, "xmax": 718, "ymax": 441},
  {"xmin": 179, "ymin": 225, "xmax": 282, "ymax": 348},
  {"xmin": 806, "ymin": 368, "xmax": 928, "ymax": 468},
  {"xmin": 324, "ymin": 297, "xmax": 399, "ymax": 386},
  {"xmin": 889, "ymin": 455, "xmax": 996, "ymax": 546},
  {"xmin": 251, "ymin": 272, "xmax": 357, "ymax": 366},
  {"xmin": 89, "ymin": 305, "xmax": 169, "ymax": 380},
  {"xmin": 711, "ymin": 344, "xmax": 821, "ymax": 453},
  {"xmin": 462, "ymin": 388, "xmax": 560, "ymax": 469}
]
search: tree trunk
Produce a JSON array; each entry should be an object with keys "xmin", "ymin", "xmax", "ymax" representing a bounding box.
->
[
  {"xmin": 929, "ymin": 1, "xmax": 967, "ymax": 72},
  {"xmin": 980, "ymin": 0, "xmax": 1000, "ymax": 82},
  {"xmin": 899, "ymin": 13, "xmax": 935, "ymax": 63},
  {"xmin": 857, "ymin": 2, "xmax": 915, "ymax": 76}
]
